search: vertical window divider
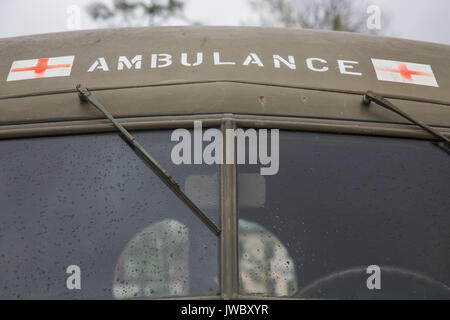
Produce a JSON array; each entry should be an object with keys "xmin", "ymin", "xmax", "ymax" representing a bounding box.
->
[{"xmin": 219, "ymin": 118, "xmax": 239, "ymax": 299}]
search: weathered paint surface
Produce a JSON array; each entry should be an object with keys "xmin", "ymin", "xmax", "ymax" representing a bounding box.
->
[{"xmin": 0, "ymin": 26, "xmax": 449, "ymax": 127}]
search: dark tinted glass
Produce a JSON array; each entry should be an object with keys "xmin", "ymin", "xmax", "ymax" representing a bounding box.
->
[
  {"xmin": 238, "ymin": 131, "xmax": 450, "ymax": 299},
  {"xmin": 0, "ymin": 131, "xmax": 218, "ymax": 299}
]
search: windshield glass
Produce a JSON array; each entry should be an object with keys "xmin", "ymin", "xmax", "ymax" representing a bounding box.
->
[
  {"xmin": 0, "ymin": 130, "xmax": 219, "ymax": 299},
  {"xmin": 238, "ymin": 130, "xmax": 450, "ymax": 299}
]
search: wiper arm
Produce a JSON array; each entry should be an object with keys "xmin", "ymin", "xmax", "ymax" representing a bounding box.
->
[
  {"xmin": 76, "ymin": 84, "xmax": 221, "ymax": 236},
  {"xmin": 362, "ymin": 90, "xmax": 450, "ymax": 152}
]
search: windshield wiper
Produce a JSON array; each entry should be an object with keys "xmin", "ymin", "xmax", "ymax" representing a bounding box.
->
[
  {"xmin": 76, "ymin": 84, "xmax": 220, "ymax": 236},
  {"xmin": 362, "ymin": 90, "xmax": 450, "ymax": 153}
]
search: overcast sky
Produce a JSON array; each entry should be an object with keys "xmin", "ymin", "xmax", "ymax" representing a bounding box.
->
[{"xmin": 1, "ymin": 0, "xmax": 449, "ymax": 45}]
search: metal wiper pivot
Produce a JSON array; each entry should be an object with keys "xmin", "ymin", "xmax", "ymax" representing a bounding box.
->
[
  {"xmin": 76, "ymin": 84, "xmax": 220, "ymax": 236},
  {"xmin": 362, "ymin": 90, "xmax": 450, "ymax": 150}
]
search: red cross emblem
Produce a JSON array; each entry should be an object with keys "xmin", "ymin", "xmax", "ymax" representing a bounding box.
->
[
  {"xmin": 375, "ymin": 62, "xmax": 432, "ymax": 82},
  {"xmin": 11, "ymin": 58, "xmax": 72, "ymax": 78},
  {"xmin": 371, "ymin": 58, "xmax": 438, "ymax": 87},
  {"xmin": 7, "ymin": 56, "xmax": 75, "ymax": 81}
]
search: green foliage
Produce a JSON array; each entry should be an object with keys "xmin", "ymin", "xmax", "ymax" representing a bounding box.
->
[
  {"xmin": 250, "ymin": 0, "xmax": 370, "ymax": 33},
  {"xmin": 87, "ymin": 0, "xmax": 185, "ymax": 27}
]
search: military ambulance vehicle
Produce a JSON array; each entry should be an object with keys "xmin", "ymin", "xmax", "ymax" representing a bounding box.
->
[{"xmin": 0, "ymin": 27, "xmax": 449, "ymax": 299}]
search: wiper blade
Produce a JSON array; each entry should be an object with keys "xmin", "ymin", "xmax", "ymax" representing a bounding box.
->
[
  {"xmin": 362, "ymin": 90, "xmax": 450, "ymax": 152},
  {"xmin": 76, "ymin": 84, "xmax": 221, "ymax": 236}
]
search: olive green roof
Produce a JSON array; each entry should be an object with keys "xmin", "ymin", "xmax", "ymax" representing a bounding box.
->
[{"xmin": 0, "ymin": 26, "xmax": 449, "ymax": 128}]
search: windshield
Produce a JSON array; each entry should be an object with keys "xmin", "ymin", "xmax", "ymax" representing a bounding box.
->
[
  {"xmin": 2, "ymin": 128, "xmax": 449, "ymax": 299},
  {"xmin": 238, "ymin": 130, "xmax": 450, "ymax": 299},
  {"xmin": 0, "ymin": 130, "xmax": 219, "ymax": 299}
]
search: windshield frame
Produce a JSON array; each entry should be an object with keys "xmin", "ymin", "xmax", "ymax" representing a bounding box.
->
[{"xmin": 1, "ymin": 113, "xmax": 449, "ymax": 299}]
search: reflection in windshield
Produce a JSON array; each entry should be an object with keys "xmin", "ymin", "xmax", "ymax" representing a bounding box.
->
[
  {"xmin": 0, "ymin": 131, "xmax": 219, "ymax": 299},
  {"xmin": 113, "ymin": 218, "xmax": 298, "ymax": 299},
  {"xmin": 114, "ymin": 219, "xmax": 189, "ymax": 299},
  {"xmin": 238, "ymin": 130, "xmax": 450, "ymax": 299},
  {"xmin": 239, "ymin": 219, "xmax": 297, "ymax": 297}
]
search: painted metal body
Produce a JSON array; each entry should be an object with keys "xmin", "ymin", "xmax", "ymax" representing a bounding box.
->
[{"xmin": 0, "ymin": 26, "xmax": 449, "ymax": 137}]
